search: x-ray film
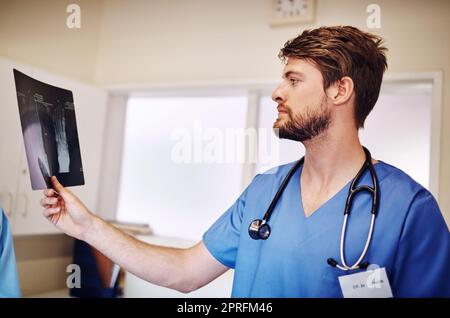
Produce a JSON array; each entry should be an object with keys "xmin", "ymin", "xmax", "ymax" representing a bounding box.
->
[{"xmin": 13, "ymin": 69, "xmax": 84, "ymax": 190}]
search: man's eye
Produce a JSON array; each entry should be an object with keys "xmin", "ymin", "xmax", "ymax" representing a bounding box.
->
[{"xmin": 289, "ymin": 78, "xmax": 299, "ymax": 85}]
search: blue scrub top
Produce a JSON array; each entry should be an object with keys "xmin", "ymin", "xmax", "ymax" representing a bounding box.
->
[
  {"xmin": 0, "ymin": 208, "xmax": 21, "ymax": 297},
  {"xmin": 203, "ymin": 161, "xmax": 450, "ymax": 297}
]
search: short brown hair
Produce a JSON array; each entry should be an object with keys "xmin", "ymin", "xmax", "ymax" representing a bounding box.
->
[{"xmin": 279, "ymin": 26, "xmax": 388, "ymax": 128}]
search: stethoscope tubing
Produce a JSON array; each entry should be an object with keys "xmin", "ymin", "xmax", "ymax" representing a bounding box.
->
[
  {"xmin": 248, "ymin": 146, "xmax": 380, "ymax": 272},
  {"xmin": 338, "ymin": 213, "xmax": 376, "ymax": 271}
]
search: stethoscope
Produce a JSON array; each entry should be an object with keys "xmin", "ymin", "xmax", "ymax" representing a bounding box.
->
[{"xmin": 248, "ymin": 147, "xmax": 379, "ymax": 271}]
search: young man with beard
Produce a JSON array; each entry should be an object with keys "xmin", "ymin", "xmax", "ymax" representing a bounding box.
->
[{"xmin": 40, "ymin": 26, "xmax": 450, "ymax": 297}]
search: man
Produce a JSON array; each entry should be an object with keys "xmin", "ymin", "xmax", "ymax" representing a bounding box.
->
[
  {"xmin": 40, "ymin": 26, "xmax": 450, "ymax": 297},
  {"xmin": 0, "ymin": 207, "xmax": 21, "ymax": 297}
]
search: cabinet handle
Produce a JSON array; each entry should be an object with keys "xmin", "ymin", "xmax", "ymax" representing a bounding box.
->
[
  {"xmin": 0, "ymin": 192, "xmax": 13, "ymax": 217},
  {"xmin": 18, "ymin": 193, "xmax": 29, "ymax": 217}
]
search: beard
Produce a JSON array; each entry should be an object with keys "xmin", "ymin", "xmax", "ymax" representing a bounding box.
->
[{"xmin": 274, "ymin": 98, "xmax": 331, "ymax": 142}]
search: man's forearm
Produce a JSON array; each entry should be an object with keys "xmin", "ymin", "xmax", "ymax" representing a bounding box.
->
[{"xmin": 83, "ymin": 215, "xmax": 192, "ymax": 292}]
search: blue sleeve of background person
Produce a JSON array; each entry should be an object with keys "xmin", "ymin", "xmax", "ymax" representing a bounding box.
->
[
  {"xmin": 391, "ymin": 190, "xmax": 450, "ymax": 297},
  {"xmin": 0, "ymin": 208, "xmax": 21, "ymax": 297},
  {"xmin": 202, "ymin": 177, "xmax": 254, "ymax": 269}
]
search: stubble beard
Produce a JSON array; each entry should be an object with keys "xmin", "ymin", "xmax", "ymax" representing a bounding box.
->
[{"xmin": 274, "ymin": 98, "xmax": 331, "ymax": 142}]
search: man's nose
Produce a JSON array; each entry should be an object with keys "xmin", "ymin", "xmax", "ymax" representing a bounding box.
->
[{"xmin": 271, "ymin": 84, "xmax": 286, "ymax": 104}]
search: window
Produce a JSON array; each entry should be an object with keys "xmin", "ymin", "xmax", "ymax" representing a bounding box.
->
[
  {"xmin": 360, "ymin": 83, "xmax": 432, "ymax": 188},
  {"xmin": 117, "ymin": 96, "xmax": 248, "ymax": 240}
]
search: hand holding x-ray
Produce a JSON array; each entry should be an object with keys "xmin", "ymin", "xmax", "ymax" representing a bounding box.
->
[{"xmin": 41, "ymin": 176, "xmax": 95, "ymax": 240}]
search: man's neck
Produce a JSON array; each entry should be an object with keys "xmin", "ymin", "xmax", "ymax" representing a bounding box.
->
[{"xmin": 301, "ymin": 127, "xmax": 366, "ymax": 192}]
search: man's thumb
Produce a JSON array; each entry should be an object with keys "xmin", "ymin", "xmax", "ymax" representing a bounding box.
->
[{"xmin": 51, "ymin": 176, "xmax": 71, "ymax": 199}]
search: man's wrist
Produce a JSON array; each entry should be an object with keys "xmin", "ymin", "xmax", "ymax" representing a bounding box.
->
[{"xmin": 83, "ymin": 214, "xmax": 103, "ymax": 245}]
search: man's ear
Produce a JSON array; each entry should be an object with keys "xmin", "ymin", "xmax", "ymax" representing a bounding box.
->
[{"xmin": 326, "ymin": 76, "xmax": 354, "ymax": 105}]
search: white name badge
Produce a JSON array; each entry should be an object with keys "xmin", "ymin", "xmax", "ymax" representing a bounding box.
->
[{"xmin": 338, "ymin": 267, "xmax": 393, "ymax": 298}]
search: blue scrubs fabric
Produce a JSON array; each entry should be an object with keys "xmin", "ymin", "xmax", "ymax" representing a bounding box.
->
[
  {"xmin": 0, "ymin": 208, "xmax": 21, "ymax": 297},
  {"xmin": 203, "ymin": 161, "xmax": 450, "ymax": 297}
]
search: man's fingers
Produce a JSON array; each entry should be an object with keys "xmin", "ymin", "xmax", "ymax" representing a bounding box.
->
[
  {"xmin": 40, "ymin": 197, "xmax": 58, "ymax": 207},
  {"xmin": 43, "ymin": 206, "xmax": 61, "ymax": 217},
  {"xmin": 43, "ymin": 188, "xmax": 57, "ymax": 197},
  {"xmin": 43, "ymin": 203, "xmax": 59, "ymax": 210}
]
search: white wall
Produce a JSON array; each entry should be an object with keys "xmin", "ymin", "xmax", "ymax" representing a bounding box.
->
[{"xmin": 0, "ymin": 0, "xmax": 103, "ymax": 83}]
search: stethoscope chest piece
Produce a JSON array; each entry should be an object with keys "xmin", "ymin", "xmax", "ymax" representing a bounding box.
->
[{"xmin": 248, "ymin": 219, "xmax": 271, "ymax": 240}]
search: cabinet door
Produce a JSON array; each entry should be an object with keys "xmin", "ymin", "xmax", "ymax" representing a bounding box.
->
[
  {"xmin": 0, "ymin": 58, "xmax": 27, "ymax": 221},
  {"xmin": 13, "ymin": 147, "xmax": 61, "ymax": 235}
]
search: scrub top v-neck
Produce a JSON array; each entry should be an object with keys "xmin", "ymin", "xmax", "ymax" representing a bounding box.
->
[{"xmin": 203, "ymin": 160, "xmax": 450, "ymax": 297}]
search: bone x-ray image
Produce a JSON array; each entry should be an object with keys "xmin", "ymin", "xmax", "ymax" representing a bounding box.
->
[{"xmin": 13, "ymin": 69, "xmax": 84, "ymax": 190}]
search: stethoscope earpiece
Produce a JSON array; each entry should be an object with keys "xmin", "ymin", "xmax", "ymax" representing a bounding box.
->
[
  {"xmin": 327, "ymin": 258, "xmax": 338, "ymax": 267},
  {"xmin": 358, "ymin": 262, "xmax": 370, "ymax": 270}
]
